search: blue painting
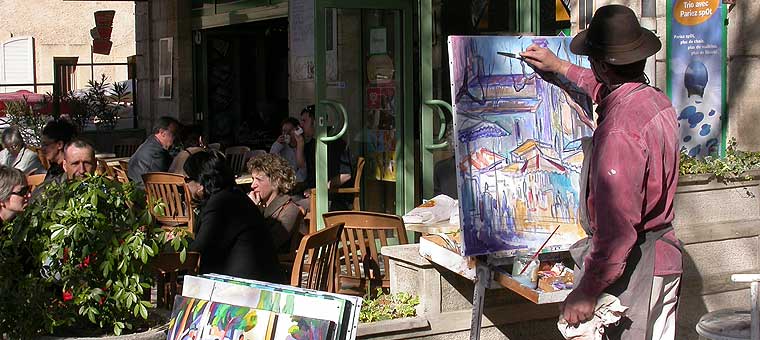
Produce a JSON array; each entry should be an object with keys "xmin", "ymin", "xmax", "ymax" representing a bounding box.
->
[{"xmin": 448, "ymin": 36, "xmax": 593, "ymax": 256}]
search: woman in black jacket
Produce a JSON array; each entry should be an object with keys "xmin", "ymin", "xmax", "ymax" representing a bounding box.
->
[{"xmin": 184, "ymin": 151, "xmax": 284, "ymax": 282}]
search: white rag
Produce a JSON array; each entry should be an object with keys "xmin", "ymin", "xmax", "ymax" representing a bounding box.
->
[
  {"xmin": 402, "ymin": 194, "xmax": 456, "ymax": 224},
  {"xmin": 557, "ymin": 293, "xmax": 628, "ymax": 340}
]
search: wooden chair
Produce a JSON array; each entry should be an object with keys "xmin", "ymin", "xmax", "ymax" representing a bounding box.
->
[
  {"xmin": 149, "ymin": 252, "xmax": 200, "ymax": 308},
  {"xmin": 26, "ymin": 173, "xmax": 46, "ymax": 192},
  {"xmin": 32, "ymin": 146, "xmax": 50, "ymax": 170},
  {"xmin": 113, "ymin": 166, "xmax": 129, "ymax": 183},
  {"xmin": 207, "ymin": 142, "xmax": 221, "ymax": 151},
  {"xmin": 303, "ymin": 157, "xmax": 367, "ymax": 234},
  {"xmin": 119, "ymin": 159, "xmax": 129, "ymax": 173},
  {"xmin": 96, "ymin": 159, "xmax": 114, "ymax": 177},
  {"xmin": 142, "ymin": 172, "xmax": 194, "ymax": 234},
  {"xmin": 322, "ymin": 211, "xmax": 408, "ymax": 296},
  {"xmin": 335, "ymin": 156, "xmax": 365, "ymax": 211},
  {"xmin": 224, "ymin": 146, "xmax": 250, "ymax": 175},
  {"xmin": 113, "ymin": 138, "xmax": 142, "ymax": 158},
  {"xmin": 697, "ymin": 273, "xmax": 760, "ymax": 340},
  {"xmin": 290, "ymin": 222, "xmax": 345, "ymax": 293}
]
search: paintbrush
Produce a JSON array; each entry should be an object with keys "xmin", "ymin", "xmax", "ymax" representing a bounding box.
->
[
  {"xmin": 517, "ymin": 224, "xmax": 562, "ymax": 276},
  {"xmin": 497, "ymin": 51, "xmax": 526, "ymax": 61}
]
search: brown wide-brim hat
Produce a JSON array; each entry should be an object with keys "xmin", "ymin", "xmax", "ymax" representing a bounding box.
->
[{"xmin": 570, "ymin": 5, "xmax": 661, "ymax": 65}]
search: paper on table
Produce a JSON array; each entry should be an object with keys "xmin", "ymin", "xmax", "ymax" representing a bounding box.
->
[{"xmin": 402, "ymin": 194, "xmax": 456, "ymax": 224}]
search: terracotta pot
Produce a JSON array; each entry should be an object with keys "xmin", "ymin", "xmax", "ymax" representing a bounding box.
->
[
  {"xmin": 93, "ymin": 39, "xmax": 113, "ymax": 55},
  {"xmin": 96, "ymin": 27, "xmax": 113, "ymax": 40}
]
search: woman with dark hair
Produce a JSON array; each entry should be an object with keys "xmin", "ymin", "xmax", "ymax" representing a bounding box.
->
[{"xmin": 184, "ymin": 151, "xmax": 283, "ymax": 282}]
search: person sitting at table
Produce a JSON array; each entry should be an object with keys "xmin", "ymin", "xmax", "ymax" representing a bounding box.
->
[
  {"xmin": 0, "ymin": 165, "xmax": 30, "ymax": 225},
  {"xmin": 128, "ymin": 116, "xmax": 180, "ymax": 187},
  {"xmin": 247, "ymin": 153, "xmax": 304, "ymax": 253},
  {"xmin": 168, "ymin": 124, "xmax": 206, "ymax": 176},
  {"xmin": 184, "ymin": 150, "xmax": 284, "ymax": 282},
  {"xmin": 39, "ymin": 139, "xmax": 97, "ymax": 187},
  {"xmin": 40, "ymin": 118, "xmax": 77, "ymax": 181},
  {"xmin": 269, "ymin": 117, "xmax": 307, "ymax": 183},
  {"xmin": 0, "ymin": 127, "xmax": 45, "ymax": 175}
]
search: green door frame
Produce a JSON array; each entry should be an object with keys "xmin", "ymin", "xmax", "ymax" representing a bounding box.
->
[{"xmin": 313, "ymin": 0, "xmax": 415, "ymax": 229}]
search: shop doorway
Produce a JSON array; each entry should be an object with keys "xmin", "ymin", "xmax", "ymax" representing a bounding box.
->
[{"xmin": 195, "ymin": 18, "xmax": 289, "ymax": 150}]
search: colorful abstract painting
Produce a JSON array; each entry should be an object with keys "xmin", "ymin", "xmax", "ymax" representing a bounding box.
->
[
  {"xmin": 167, "ymin": 296, "xmax": 335, "ymax": 340},
  {"xmin": 448, "ymin": 35, "xmax": 593, "ymax": 256},
  {"xmin": 191, "ymin": 274, "xmax": 362, "ymax": 340}
]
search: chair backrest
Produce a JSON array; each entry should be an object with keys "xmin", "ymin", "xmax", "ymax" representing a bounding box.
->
[
  {"xmin": 118, "ymin": 160, "xmax": 129, "ymax": 174},
  {"xmin": 113, "ymin": 138, "xmax": 143, "ymax": 158},
  {"xmin": 150, "ymin": 251, "xmax": 201, "ymax": 308},
  {"xmin": 33, "ymin": 147, "xmax": 50, "ymax": 170},
  {"xmin": 224, "ymin": 146, "xmax": 251, "ymax": 175},
  {"xmin": 322, "ymin": 211, "xmax": 408, "ymax": 296},
  {"xmin": 291, "ymin": 222, "xmax": 344, "ymax": 293},
  {"xmin": 26, "ymin": 173, "xmax": 46, "ymax": 192},
  {"xmin": 96, "ymin": 159, "xmax": 114, "ymax": 177},
  {"xmin": 142, "ymin": 172, "xmax": 194, "ymax": 232},
  {"xmin": 113, "ymin": 166, "xmax": 129, "ymax": 183}
]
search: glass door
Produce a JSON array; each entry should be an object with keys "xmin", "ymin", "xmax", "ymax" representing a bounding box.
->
[{"xmin": 313, "ymin": 0, "xmax": 413, "ymax": 229}]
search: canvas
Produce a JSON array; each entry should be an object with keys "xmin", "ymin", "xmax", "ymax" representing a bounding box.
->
[
  {"xmin": 448, "ymin": 35, "xmax": 593, "ymax": 256},
  {"xmin": 167, "ymin": 296, "xmax": 335, "ymax": 340},
  {"xmin": 182, "ymin": 276, "xmax": 343, "ymax": 324},
  {"xmin": 196, "ymin": 274, "xmax": 362, "ymax": 340}
]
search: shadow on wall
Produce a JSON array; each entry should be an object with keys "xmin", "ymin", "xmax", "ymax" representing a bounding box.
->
[{"xmin": 676, "ymin": 251, "xmax": 706, "ymax": 340}]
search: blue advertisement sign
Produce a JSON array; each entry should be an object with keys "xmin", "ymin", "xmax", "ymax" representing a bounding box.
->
[{"xmin": 667, "ymin": 0, "xmax": 727, "ymax": 158}]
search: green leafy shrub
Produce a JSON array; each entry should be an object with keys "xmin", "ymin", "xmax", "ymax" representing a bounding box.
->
[
  {"xmin": 680, "ymin": 138, "xmax": 760, "ymax": 181},
  {"xmin": 0, "ymin": 96, "xmax": 53, "ymax": 147},
  {"xmin": 359, "ymin": 289, "xmax": 419, "ymax": 323},
  {"xmin": 0, "ymin": 175, "xmax": 189, "ymax": 338}
]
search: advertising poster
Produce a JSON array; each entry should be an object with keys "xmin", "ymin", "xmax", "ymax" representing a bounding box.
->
[
  {"xmin": 448, "ymin": 36, "xmax": 592, "ymax": 256},
  {"xmin": 667, "ymin": 0, "xmax": 726, "ymax": 158}
]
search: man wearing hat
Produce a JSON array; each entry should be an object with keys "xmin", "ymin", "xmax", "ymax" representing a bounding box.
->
[{"xmin": 521, "ymin": 4, "xmax": 682, "ymax": 340}]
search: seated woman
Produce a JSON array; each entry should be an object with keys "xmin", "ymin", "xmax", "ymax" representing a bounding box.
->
[
  {"xmin": 184, "ymin": 151, "xmax": 284, "ymax": 282},
  {"xmin": 0, "ymin": 127, "xmax": 45, "ymax": 175},
  {"xmin": 0, "ymin": 165, "xmax": 30, "ymax": 225},
  {"xmin": 247, "ymin": 154, "xmax": 304, "ymax": 253}
]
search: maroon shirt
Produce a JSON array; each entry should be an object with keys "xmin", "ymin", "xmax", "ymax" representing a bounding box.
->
[{"xmin": 566, "ymin": 65, "xmax": 683, "ymax": 298}]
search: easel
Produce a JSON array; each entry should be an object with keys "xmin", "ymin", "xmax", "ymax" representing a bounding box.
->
[{"xmin": 468, "ymin": 254, "xmax": 573, "ymax": 340}]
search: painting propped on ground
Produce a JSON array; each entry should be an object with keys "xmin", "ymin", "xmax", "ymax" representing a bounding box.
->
[
  {"xmin": 448, "ymin": 35, "xmax": 593, "ymax": 256},
  {"xmin": 168, "ymin": 296, "xmax": 335, "ymax": 340}
]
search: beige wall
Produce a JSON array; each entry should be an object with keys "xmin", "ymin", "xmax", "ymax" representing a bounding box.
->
[
  {"xmin": 0, "ymin": 0, "xmax": 135, "ymax": 92},
  {"xmin": 570, "ymin": 0, "xmax": 760, "ymax": 151}
]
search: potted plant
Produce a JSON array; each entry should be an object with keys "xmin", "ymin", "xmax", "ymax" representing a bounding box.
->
[
  {"xmin": 85, "ymin": 74, "xmax": 127, "ymax": 131},
  {"xmin": 0, "ymin": 95, "xmax": 53, "ymax": 148},
  {"xmin": 0, "ymin": 175, "xmax": 190, "ymax": 338}
]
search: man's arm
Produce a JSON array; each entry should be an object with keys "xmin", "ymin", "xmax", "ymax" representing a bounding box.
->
[{"xmin": 520, "ymin": 45, "xmax": 603, "ymax": 103}]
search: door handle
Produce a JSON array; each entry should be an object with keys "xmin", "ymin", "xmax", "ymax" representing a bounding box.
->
[
  {"xmin": 319, "ymin": 99, "xmax": 348, "ymax": 142},
  {"xmin": 423, "ymin": 99, "xmax": 452, "ymax": 150}
]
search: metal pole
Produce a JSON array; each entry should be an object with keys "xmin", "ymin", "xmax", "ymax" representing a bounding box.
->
[{"xmin": 469, "ymin": 263, "xmax": 491, "ymax": 340}]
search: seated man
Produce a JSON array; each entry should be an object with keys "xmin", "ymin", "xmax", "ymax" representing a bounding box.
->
[
  {"xmin": 297, "ymin": 105, "xmax": 353, "ymax": 211},
  {"xmin": 45, "ymin": 139, "xmax": 97, "ymax": 184},
  {"xmin": 128, "ymin": 116, "xmax": 180, "ymax": 187},
  {"xmin": 0, "ymin": 127, "xmax": 45, "ymax": 175},
  {"xmin": 40, "ymin": 119, "xmax": 77, "ymax": 181},
  {"xmin": 270, "ymin": 117, "xmax": 307, "ymax": 184}
]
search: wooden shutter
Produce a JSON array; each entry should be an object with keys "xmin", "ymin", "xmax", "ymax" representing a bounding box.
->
[{"xmin": 0, "ymin": 36, "xmax": 35, "ymax": 92}]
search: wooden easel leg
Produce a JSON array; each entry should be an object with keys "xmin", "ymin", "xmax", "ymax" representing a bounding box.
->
[{"xmin": 470, "ymin": 264, "xmax": 491, "ymax": 340}]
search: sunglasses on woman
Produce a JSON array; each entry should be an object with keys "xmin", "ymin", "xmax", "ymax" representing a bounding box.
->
[{"xmin": 10, "ymin": 186, "xmax": 30, "ymax": 197}]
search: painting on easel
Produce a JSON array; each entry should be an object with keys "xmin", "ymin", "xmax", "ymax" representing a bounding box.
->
[{"xmin": 448, "ymin": 36, "xmax": 593, "ymax": 256}]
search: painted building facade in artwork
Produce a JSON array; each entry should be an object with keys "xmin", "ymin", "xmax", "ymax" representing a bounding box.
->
[{"xmin": 448, "ymin": 36, "xmax": 593, "ymax": 256}]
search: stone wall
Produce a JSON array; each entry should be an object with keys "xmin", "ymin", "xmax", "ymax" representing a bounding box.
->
[
  {"xmin": 570, "ymin": 0, "xmax": 760, "ymax": 151},
  {"xmin": 134, "ymin": 0, "xmax": 194, "ymax": 132},
  {"xmin": 0, "ymin": 0, "xmax": 135, "ymax": 92}
]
